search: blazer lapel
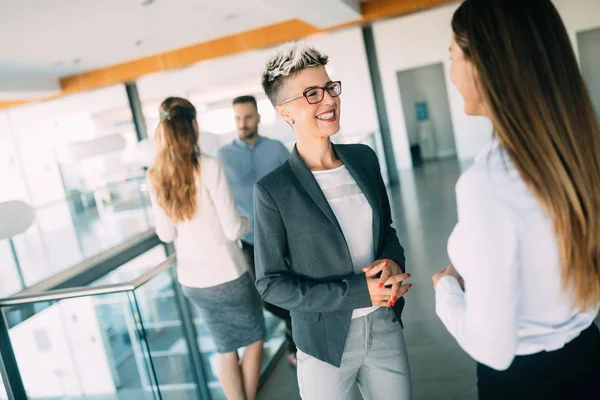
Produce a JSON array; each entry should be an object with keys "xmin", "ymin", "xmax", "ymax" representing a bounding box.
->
[
  {"xmin": 288, "ymin": 145, "xmax": 344, "ymax": 236},
  {"xmin": 334, "ymin": 144, "xmax": 382, "ymax": 251}
]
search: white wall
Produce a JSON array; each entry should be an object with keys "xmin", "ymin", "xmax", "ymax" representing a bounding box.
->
[
  {"xmin": 2, "ymin": 85, "xmax": 134, "ymax": 205},
  {"xmin": 396, "ymin": 63, "xmax": 456, "ymax": 157},
  {"xmin": 137, "ymin": 26, "xmax": 380, "ymax": 145},
  {"xmin": 10, "ymin": 299, "xmax": 117, "ymax": 398},
  {"xmin": 554, "ymin": 0, "xmax": 600, "ymax": 61},
  {"xmin": 309, "ymin": 27, "xmax": 380, "ymax": 141},
  {"xmin": 372, "ymin": 0, "xmax": 600, "ymax": 171},
  {"xmin": 373, "ymin": 3, "xmax": 491, "ymax": 171},
  {"xmin": 555, "ymin": 0, "xmax": 600, "ymax": 120},
  {"xmin": 577, "ymin": 28, "xmax": 600, "ymax": 116},
  {"xmin": 0, "ymin": 112, "xmax": 30, "ymax": 203}
]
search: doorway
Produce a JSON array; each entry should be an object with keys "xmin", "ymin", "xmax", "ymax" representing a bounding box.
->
[
  {"xmin": 396, "ymin": 63, "xmax": 457, "ymax": 166},
  {"xmin": 578, "ymin": 27, "xmax": 600, "ymax": 118}
]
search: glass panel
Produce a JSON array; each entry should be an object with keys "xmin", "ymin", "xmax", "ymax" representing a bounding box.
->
[
  {"xmin": 12, "ymin": 118, "xmax": 65, "ymax": 207},
  {"xmin": 185, "ymin": 302, "xmax": 222, "ymax": 399},
  {"xmin": 0, "ymin": 239, "xmax": 24, "ymax": 297},
  {"xmin": 5, "ymin": 176, "xmax": 153, "ymax": 296},
  {"xmin": 91, "ymin": 246, "xmax": 168, "ymax": 287},
  {"xmin": 70, "ymin": 176, "xmax": 153, "ymax": 258},
  {"xmin": 2, "ymin": 293, "xmax": 159, "ymax": 400},
  {"xmin": 1, "ymin": 86, "xmax": 155, "ymax": 295},
  {"xmin": 132, "ymin": 270, "xmax": 199, "ymax": 400},
  {"xmin": 3, "ymin": 176, "xmax": 154, "ymax": 297},
  {"xmin": 0, "ymin": 376, "xmax": 8, "ymax": 400},
  {"xmin": 187, "ymin": 294, "xmax": 286, "ymax": 400},
  {"xmin": 9, "ymin": 228, "xmax": 53, "ymax": 289},
  {"xmin": 263, "ymin": 312, "xmax": 286, "ymax": 369},
  {"xmin": 35, "ymin": 201, "xmax": 83, "ymax": 275},
  {"xmin": 0, "ymin": 113, "xmax": 29, "ymax": 203}
]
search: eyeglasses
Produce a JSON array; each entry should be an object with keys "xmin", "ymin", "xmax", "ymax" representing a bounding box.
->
[{"xmin": 278, "ymin": 81, "xmax": 342, "ymax": 106}]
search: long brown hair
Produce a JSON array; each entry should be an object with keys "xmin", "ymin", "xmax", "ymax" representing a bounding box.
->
[
  {"xmin": 148, "ymin": 97, "xmax": 200, "ymax": 223},
  {"xmin": 452, "ymin": 0, "xmax": 600, "ymax": 310}
]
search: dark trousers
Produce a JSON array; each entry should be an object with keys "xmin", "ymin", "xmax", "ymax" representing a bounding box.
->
[
  {"xmin": 241, "ymin": 241, "xmax": 296, "ymax": 354},
  {"xmin": 477, "ymin": 323, "xmax": 600, "ymax": 400}
]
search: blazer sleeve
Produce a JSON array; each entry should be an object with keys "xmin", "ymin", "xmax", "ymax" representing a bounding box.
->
[
  {"xmin": 253, "ymin": 181, "xmax": 372, "ymax": 313},
  {"xmin": 369, "ymin": 149, "xmax": 406, "ymax": 271}
]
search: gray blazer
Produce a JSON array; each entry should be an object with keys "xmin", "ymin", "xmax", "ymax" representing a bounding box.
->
[{"xmin": 253, "ymin": 143, "xmax": 406, "ymax": 367}]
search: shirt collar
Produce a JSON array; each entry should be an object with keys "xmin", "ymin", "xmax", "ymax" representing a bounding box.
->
[
  {"xmin": 235, "ymin": 136, "xmax": 263, "ymax": 150},
  {"xmin": 475, "ymin": 137, "xmax": 501, "ymax": 164}
]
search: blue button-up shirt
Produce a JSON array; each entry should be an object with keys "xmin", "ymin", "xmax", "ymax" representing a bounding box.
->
[{"xmin": 216, "ymin": 136, "xmax": 290, "ymax": 245}]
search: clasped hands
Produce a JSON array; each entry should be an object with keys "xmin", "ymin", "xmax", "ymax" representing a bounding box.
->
[{"xmin": 362, "ymin": 259, "xmax": 412, "ymax": 307}]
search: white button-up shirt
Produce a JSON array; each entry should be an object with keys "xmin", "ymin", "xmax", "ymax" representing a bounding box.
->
[{"xmin": 436, "ymin": 142, "xmax": 599, "ymax": 370}]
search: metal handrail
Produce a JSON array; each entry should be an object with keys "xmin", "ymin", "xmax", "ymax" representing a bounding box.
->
[
  {"xmin": 131, "ymin": 255, "xmax": 176, "ymax": 287},
  {"xmin": 0, "ymin": 256, "xmax": 176, "ymax": 307}
]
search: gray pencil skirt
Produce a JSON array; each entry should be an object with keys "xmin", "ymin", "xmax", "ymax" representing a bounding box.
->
[{"xmin": 181, "ymin": 272, "xmax": 266, "ymax": 354}]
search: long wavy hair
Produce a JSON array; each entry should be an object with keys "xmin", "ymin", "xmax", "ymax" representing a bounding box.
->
[
  {"xmin": 452, "ymin": 0, "xmax": 600, "ymax": 310},
  {"xmin": 148, "ymin": 97, "xmax": 200, "ymax": 223}
]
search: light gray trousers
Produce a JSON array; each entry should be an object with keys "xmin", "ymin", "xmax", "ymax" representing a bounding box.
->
[{"xmin": 296, "ymin": 307, "xmax": 412, "ymax": 400}]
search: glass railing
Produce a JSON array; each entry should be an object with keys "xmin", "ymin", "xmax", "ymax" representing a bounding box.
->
[
  {"xmin": 0, "ymin": 134, "xmax": 388, "ymax": 300},
  {"xmin": 189, "ymin": 295, "xmax": 286, "ymax": 400},
  {"xmin": 0, "ymin": 174, "xmax": 154, "ymax": 298},
  {"xmin": 0, "ymin": 256, "xmax": 286, "ymax": 400}
]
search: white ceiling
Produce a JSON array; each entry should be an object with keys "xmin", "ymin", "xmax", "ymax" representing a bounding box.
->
[{"xmin": 1, "ymin": 0, "xmax": 363, "ymax": 99}]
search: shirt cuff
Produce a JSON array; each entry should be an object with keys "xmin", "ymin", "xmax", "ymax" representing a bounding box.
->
[
  {"xmin": 435, "ymin": 275, "xmax": 465, "ymax": 324},
  {"xmin": 436, "ymin": 275, "xmax": 463, "ymax": 296},
  {"xmin": 346, "ymin": 273, "xmax": 373, "ymax": 309},
  {"xmin": 435, "ymin": 275, "xmax": 464, "ymax": 317}
]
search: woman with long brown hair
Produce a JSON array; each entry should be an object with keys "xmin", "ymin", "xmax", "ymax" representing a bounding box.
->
[
  {"xmin": 148, "ymin": 97, "xmax": 266, "ymax": 400},
  {"xmin": 432, "ymin": 0, "xmax": 600, "ymax": 398}
]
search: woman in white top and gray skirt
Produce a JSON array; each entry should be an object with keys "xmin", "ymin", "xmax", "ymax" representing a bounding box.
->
[{"xmin": 148, "ymin": 97, "xmax": 266, "ymax": 400}]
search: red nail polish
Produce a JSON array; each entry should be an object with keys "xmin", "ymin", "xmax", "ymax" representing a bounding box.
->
[
  {"xmin": 391, "ymin": 296, "xmax": 397, "ymax": 304},
  {"xmin": 406, "ymin": 273, "xmax": 411, "ymax": 278},
  {"xmin": 408, "ymin": 284, "xmax": 413, "ymax": 288},
  {"xmin": 378, "ymin": 282, "xmax": 384, "ymax": 289}
]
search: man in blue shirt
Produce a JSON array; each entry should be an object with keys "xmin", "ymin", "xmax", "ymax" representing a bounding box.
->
[{"xmin": 216, "ymin": 95, "xmax": 296, "ymax": 365}]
